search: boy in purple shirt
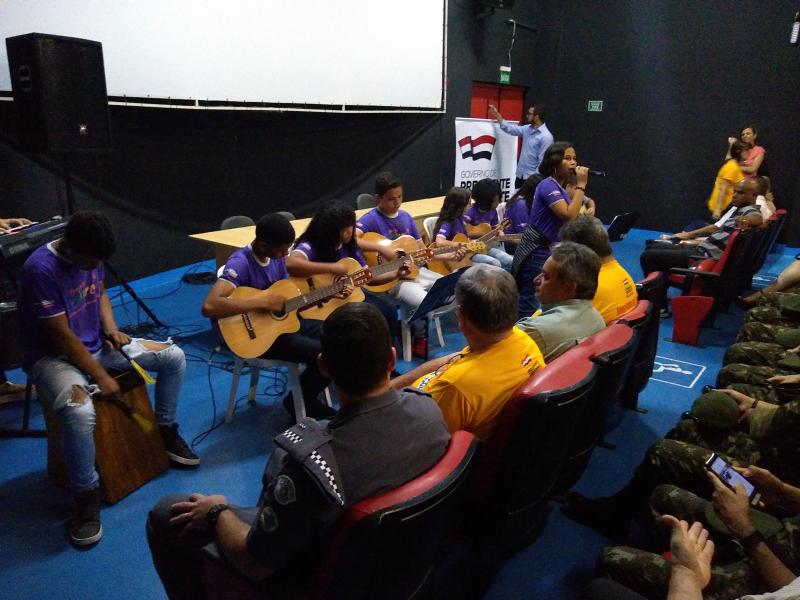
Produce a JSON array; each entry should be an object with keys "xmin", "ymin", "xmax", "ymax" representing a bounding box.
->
[
  {"xmin": 201, "ymin": 213, "xmax": 332, "ymax": 419},
  {"xmin": 355, "ymin": 173, "xmax": 455, "ymax": 355},
  {"xmin": 17, "ymin": 212, "xmax": 196, "ymax": 548}
]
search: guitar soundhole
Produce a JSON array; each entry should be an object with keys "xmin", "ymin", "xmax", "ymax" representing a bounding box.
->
[{"xmin": 271, "ymin": 309, "xmax": 287, "ymax": 321}]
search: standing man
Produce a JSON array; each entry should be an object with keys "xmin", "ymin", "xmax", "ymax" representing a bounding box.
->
[
  {"xmin": 18, "ymin": 211, "xmax": 198, "ymax": 548},
  {"xmin": 488, "ymin": 104, "xmax": 554, "ymax": 189}
]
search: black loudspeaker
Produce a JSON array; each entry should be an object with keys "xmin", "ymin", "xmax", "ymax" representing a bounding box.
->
[{"xmin": 6, "ymin": 33, "xmax": 112, "ymax": 152}]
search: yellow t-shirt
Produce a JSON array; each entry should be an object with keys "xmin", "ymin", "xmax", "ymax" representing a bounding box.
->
[
  {"xmin": 706, "ymin": 159, "xmax": 744, "ymax": 214},
  {"xmin": 593, "ymin": 258, "xmax": 638, "ymax": 324},
  {"xmin": 412, "ymin": 327, "xmax": 544, "ymax": 440}
]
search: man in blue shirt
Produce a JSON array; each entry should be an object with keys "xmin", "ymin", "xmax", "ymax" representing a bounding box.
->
[{"xmin": 488, "ymin": 104, "xmax": 554, "ymax": 189}]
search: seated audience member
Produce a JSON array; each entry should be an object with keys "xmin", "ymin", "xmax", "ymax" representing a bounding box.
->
[
  {"xmin": 355, "ymin": 172, "xmax": 464, "ymax": 356},
  {"xmin": 738, "ymin": 251, "xmax": 800, "ymax": 313},
  {"xmin": 581, "ymin": 517, "xmax": 716, "ymax": 600},
  {"xmin": 595, "ymin": 468, "xmax": 800, "ymax": 600},
  {"xmin": 465, "ymin": 178, "xmax": 514, "ymax": 270},
  {"xmin": 286, "ymin": 200, "xmax": 408, "ymax": 335},
  {"xmin": 640, "ymin": 178, "xmax": 762, "ymax": 278},
  {"xmin": 392, "ymin": 264, "xmax": 545, "ymax": 439},
  {"xmin": 755, "ymin": 175, "xmax": 776, "ymax": 220},
  {"xmin": 201, "ymin": 213, "xmax": 332, "ymax": 418},
  {"xmin": 17, "ymin": 211, "xmax": 196, "ymax": 548},
  {"xmin": 707, "ymin": 140, "xmax": 748, "ymax": 219},
  {"xmin": 515, "ymin": 241, "xmax": 605, "ymax": 361},
  {"xmin": 560, "ymin": 216, "xmax": 638, "ymax": 323},
  {"xmin": 146, "ymin": 303, "xmax": 450, "ymax": 600},
  {"xmin": 564, "ymin": 387, "xmax": 800, "ymax": 538}
]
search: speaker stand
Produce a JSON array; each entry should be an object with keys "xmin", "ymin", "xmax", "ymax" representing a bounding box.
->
[
  {"xmin": 61, "ymin": 153, "xmax": 76, "ymax": 215},
  {"xmin": 105, "ymin": 262, "xmax": 166, "ymax": 331}
]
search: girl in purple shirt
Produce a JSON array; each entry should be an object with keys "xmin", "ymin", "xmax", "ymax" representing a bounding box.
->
[
  {"xmin": 515, "ymin": 142, "xmax": 591, "ymax": 317},
  {"xmin": 433, "ymin": 187, "xmax": 471, "ymax": 243},
  {"xmin": 286, "ymin": 201, "xmax": 403, "ymax": 333}
]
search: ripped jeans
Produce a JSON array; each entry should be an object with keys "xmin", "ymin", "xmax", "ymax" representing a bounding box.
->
[{"xmin": 29, "ymin": 339, "xmax": 186, "ymax": 494}]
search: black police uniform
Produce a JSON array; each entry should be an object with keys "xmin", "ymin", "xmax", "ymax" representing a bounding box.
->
[{"xmin": 147, "ymin": 387, "xmax": 450, "ymax": 600}]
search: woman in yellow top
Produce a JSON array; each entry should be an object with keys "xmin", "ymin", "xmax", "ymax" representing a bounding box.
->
[{"xmin": 707, "ymin": 140, "xmax": 748, "ymax": 220}]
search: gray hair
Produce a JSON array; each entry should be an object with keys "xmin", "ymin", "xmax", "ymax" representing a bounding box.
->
[
  {"xmin": 549, "ymin": 241, "xmax": 601, "ymax": 300},
  {"xmin": 559, "ymin": 216, "xmax": 612, "ymax": 258},
  {"xmin": 455, "ymin": 264, "xmax": 518, "ymax": 334}
]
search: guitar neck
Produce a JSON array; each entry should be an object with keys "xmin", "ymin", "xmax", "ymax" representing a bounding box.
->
[{"xmin": 284, "ymin": 278, "xmax": 348, "ymax": 313}]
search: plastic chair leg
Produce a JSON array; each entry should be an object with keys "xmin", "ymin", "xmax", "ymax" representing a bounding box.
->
[
  {"xmin": 225, "ymin": 358, "xmax": 245, "ymax": 424},
  {"xmin": 434, "ymin": 317, "xmax": 445, "ymax": 348},
  {"xmin": 287, "ymin": 365, "xmax": 305, "ymax": 422}
]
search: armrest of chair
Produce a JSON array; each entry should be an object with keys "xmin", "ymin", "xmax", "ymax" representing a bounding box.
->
[{"xmin": 667, "ymin": 268, "xmax": 720, "ymax": 280}]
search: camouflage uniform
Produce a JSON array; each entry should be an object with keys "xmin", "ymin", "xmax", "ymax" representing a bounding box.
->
[
  {"xmin": 723, "ymin": 341, "xmax": 787, "ymax": 367},
  {"xmin": 737, "ymin": 321, "xmax": 800, "ymax": 344},
  {"xmin": 716, "ymin": 363, "xmax": 800, "ymax": 404},
  {"xmin": 745, "ymin": 291, "xmax": 800, "ymax": 326},
  {"xmin": 602, "ymin": 484, "xmax": 800, "ymax": 600}
]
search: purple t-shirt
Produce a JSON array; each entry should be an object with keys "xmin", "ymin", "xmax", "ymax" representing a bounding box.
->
[
  {"xmin": 220, "ymin": 246, "xmax": 289, "ymax": 290},
  {"xmin": 356, "ymin": 208, "xmax": 421, "ymax": 240},
  {"xmin": 436, "ymin": 218, "xmax": 468, "ymax": 241},
  {"xmin": 529, "ymin": 177, "xmax": 569, "ymax": 258},
  {"xmin": 18, "ymin": 242, "xmax": 105, "ymax": 368},
  {"xmin": 504, "ymin": 198, "xmax": 529, "ymax": 234},
  {"xmin": 464, "ymin": 204, "xmax": 499, "ymax": 227},
  {"xmin": 292, "ymin": 240, "xmax": 367, "ymax": 267}
]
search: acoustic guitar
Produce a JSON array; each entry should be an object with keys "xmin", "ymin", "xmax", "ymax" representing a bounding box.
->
[
  {"xmin": 219, "ymin": 267, "xmax": 370, "ymax": 358},
  {"xmin": 361, "ymin": 233, "xmax": 487, "ymax": 292},
  {"xmin": 428, "ymin": 219, "xmax": 512, "ymax": 275}
]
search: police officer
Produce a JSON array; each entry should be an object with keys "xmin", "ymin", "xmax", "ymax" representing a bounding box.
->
[{"xmin": 146, "ymin": 303, "xmax": 450, "ymax": 599}]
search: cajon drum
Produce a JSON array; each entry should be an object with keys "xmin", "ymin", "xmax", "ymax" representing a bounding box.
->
[{"xmin": 42, "ymin": 369, "xmax": 169, "ymax": 504}]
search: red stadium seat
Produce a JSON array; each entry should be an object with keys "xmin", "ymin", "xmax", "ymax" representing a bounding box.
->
[
  {"xmin": 555, "ymin": 323, "xmax": 636, "ymax": 492},
  {"xmin": 470, "ymin": 350, "xmax": 597, "ymax": 553},
  {"xmin": 616, "ymin": 297, "xmax": 660, "ymax": 411},
  {"xmin": 203, "ymin": 430, "xmax": 479, "ymax": 600}
]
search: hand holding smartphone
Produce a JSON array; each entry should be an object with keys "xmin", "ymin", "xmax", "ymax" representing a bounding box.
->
[{"xmin": 705, "ymin": 453, "xmax": 761, "ymax": 506}]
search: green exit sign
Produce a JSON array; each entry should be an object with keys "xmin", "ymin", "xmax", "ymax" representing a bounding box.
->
[{"xmin": 587, "ymin": 100, "xmax": 604, "ymax": 112}]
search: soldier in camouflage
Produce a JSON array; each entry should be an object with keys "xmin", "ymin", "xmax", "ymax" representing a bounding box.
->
[{"xmin": 601, "ymin": 469, "xmax": 800, "ymax": 600}]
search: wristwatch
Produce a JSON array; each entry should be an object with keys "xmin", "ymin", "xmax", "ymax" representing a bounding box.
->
[
  {"xmin": 739, "ymin": 530, "xmax": 765, "ymax": 551},
  {"xmin": 206, "ymin": 503, "xmax": 230, "ymax": 528}
]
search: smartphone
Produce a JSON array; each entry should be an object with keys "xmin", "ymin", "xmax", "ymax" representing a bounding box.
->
[{"xmin": 705, "ymin": 453, "xmax": 761, "ymax": 505}]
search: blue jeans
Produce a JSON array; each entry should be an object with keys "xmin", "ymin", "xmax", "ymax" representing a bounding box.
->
[
  {"xmin": 472, "ymin": 248, "xmax": 514, "ymax": 271},
  {"xmin": 29, "ymin": 339, "xmax": 186, "ymax": 493},
  {"xmin": 515, "ymin": 253, "xmax": 547, "ymax": 319}
]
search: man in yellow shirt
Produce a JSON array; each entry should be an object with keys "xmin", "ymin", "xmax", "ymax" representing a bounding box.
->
[
  {"xmin": 392, "ymin": 264, "xmax": 544, "ymax": 439},
  {"xmin": 560, "ymin": 216, "xmax": 638, "ymax": 324}
]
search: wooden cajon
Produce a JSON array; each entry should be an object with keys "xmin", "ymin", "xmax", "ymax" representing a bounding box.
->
[{"xmin": 42, "ymin": 369, "xmax": 169, "ymax": 504}]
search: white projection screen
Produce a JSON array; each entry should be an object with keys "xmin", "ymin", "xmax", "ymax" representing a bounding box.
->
[{"xmin": 0, "ymin": 0, "xmax": 446, "ymax": 110}]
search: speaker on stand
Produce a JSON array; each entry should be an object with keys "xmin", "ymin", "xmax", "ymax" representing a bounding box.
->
[{"xmin": 6, "ymin": 32, "xmax": 113, "ymax": 215}]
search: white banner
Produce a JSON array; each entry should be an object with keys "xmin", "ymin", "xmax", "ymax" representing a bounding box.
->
[{"xmin": 454, "ymin": 117, "xmax": 518, "ymax": 201}]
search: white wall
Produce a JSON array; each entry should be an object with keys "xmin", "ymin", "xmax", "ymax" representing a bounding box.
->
[{"xmin": 1, "ymin": 0, "xmax": 445, "ymax": 108}]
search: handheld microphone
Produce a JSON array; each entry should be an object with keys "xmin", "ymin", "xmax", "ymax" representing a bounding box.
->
[{"xmin": 588, "ymin": 169, "xmax": 606, "ymax": 177}]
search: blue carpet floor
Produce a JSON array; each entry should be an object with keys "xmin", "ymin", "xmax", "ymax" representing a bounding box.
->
[{"xmin": 0, "ymin": 228, "xmax": 795, "ymax": 600}]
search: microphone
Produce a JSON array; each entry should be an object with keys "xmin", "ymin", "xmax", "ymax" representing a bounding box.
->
[{"xmin": 588, "ymin": 169, "xmax": 606, "ymax": 177}]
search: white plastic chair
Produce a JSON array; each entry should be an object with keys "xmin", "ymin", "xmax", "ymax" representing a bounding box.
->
[
  {"xmin": 496, "ymin": 201, "xmax": 506, "ymax": 223},
  {"xmin": 399, "ymin": 302, "xmax": 455, "ymax": 362},
  {"xmin": 225, "ymin": 357, "xmax": 332, "ymax": 423},
  {"xmin": 423, "ymin": 216, "xmax": 438, "ymax": 244}
]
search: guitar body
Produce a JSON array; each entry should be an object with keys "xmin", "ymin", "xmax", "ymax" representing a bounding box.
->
[
  {"xmin": 465, "ymin": 222, "xmax": 492, "ymax": 239},
  {"xmin": 361, "ymin": 232, "xmax": 422, "ymax": 292},
  {"xmin": 218, "ymin": 280, "xmax": 303, "ymax": 358},
  {"xmin": 290, "ymin": 257, "xmax": 366, "ymax": 321},
  {"xmin": 429, "ymin": 233, "xmax": 476, "ymax": 275}
]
